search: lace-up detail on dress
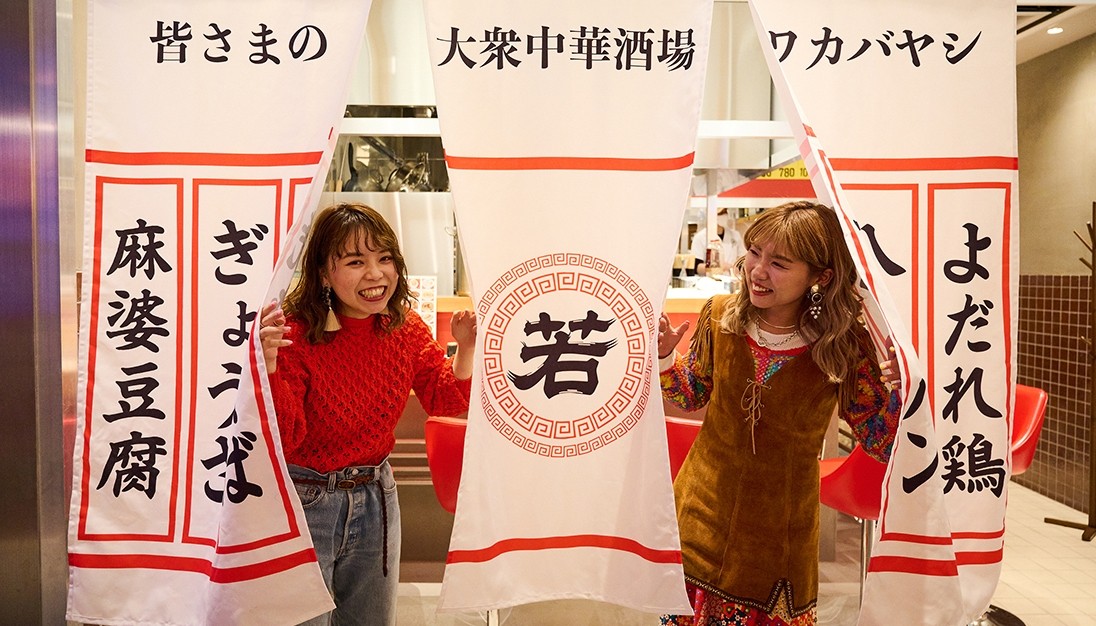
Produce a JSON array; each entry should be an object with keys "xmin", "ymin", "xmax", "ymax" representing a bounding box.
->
[{"xmin": 740, "ymin": 378, "xmax": 769, "ymax": 454}]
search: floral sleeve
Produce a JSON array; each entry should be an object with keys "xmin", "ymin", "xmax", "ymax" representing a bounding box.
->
[
  {"xmin": 842, "ymin": 346, "xmax": 902, "ymax": 463},
  {"xmin": 660, "ymin": 350, "xmax": 715, "ymax": 412},
  {"xmin": 659, "ymin": 298, "xmax": 716, "ymax": 412}
]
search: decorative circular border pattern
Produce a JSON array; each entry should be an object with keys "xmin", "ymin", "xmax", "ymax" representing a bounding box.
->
[{"xmin": 478, "ymin": 253, "xmax": 654, "ymax": 457}]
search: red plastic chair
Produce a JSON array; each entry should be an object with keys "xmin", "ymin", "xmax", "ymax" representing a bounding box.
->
[
  {"xmin": 423, "ymin": 416, "xmax": 468, "ymax": 514},
  {"xmin": 818, "ymin": 444, "xmax": 888, "ymax": 605},
  {"xmin": 665, "ymin": 416, "xmax": 702, "ymax": 480},
  {"xmin": 819, "ymin": 384, "xmax": 1049, "ymax": 610},
  {"xmin": 1011, "ymin": 384, "xmax": 1048, "ymax": 476}
]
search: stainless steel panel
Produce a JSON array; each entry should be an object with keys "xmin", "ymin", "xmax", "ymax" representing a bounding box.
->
[{"xmin": 0, "ymin": 0, "xmax": 68, "ymax": 622}]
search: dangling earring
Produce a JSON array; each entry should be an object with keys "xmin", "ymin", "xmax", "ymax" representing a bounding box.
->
[
  {"xmin": 322, "ymin": 285, "xmax": 342, "ymax": 332},
  {"xmin": 807, "ymin": 284, "xmax": 824, "ymax": 320}
]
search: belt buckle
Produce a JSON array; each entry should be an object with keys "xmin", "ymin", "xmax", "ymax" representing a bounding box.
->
[{"xmin": 336, "ymin": 478, "xmax": 357, "ymax": 490}]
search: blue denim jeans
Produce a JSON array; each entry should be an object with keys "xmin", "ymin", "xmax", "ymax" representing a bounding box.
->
[{"xmin": 290, "ymin": 461, "xmax": 401, "ymax": 626}]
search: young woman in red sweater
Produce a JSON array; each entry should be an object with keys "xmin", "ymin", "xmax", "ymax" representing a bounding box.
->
[{"xmin": 258, "ymin": 202, "xmax": 476, "ymax": 626}]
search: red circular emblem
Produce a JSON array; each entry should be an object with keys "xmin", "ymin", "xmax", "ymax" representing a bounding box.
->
[{"xmin": 478, "ymin": 253, "xmax": 653, "ymax": 457}]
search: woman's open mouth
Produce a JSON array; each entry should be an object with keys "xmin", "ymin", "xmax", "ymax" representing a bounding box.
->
[{"xmin": 360, "ymin": 286, "xmax": 387, "ymax": 302}]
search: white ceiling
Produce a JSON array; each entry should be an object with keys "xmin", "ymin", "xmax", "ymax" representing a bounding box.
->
[{"xmin": 1017, "ymin": 3, "xmax": 1096, "ymax": 63}]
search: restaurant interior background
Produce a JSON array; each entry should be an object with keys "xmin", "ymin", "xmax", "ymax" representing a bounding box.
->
[{"xmin": 5, "ymin": 0, "xmax": 1096, "ymax": 621}]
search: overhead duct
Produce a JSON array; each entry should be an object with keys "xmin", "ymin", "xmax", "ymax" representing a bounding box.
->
[
  {"xmin": 332, "ymin": 1, "xmax": 455, "ymax": 295},
  {"xmin": 348, "ymin": 0, "xmax": 436, "ymax": 106},
  {"xmin": 695, "ymin": 1, "xmax": 773, "ymax": 171}
]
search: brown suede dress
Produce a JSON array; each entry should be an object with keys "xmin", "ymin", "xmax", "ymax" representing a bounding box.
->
[{"xmin": 673, "ymin": 296, "xmax": 844, "ymax": 620}]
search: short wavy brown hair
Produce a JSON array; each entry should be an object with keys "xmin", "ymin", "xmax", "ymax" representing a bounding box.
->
[{"xmin": 284, "ymin": 202, "xmax": 411, "ymax": 344}]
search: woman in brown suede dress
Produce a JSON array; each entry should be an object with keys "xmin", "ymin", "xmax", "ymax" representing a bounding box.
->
[{"xmin": 657, "ymin": 201, "xmax": 901, "ymax": 626}]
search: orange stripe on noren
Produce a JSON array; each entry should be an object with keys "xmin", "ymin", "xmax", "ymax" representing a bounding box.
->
[
  {"xmin": 444, "ymin": 153, "xmax": 695, "ymax": 172},
  {"xmin": 881, "ymin": 525, "xmax": 1004, "ymax": 545},
  {"xmin": 867, "ymin": 549, "xmax": 1002, "ymax": 576},
  {"xmin": 880, "ymin": 531, "xmax": 955, "ymax": 545},
  {"xmin": 953, "ymin": 528, "xmax": 1006, "ymax": 540},
  {"xmin": 956, "ymin": 548, "xmax": 1004, "ymax": 566},
  {"xmin": 85, "ymin": 149, "xmax": 324, "ymax": 167},
  {"xmin": 447, "ymin": 534, "xmax": 682, "ymax": 565},
  {"xmin": 68, "ymin": 548, "xmax": 318, "ymax": 583},
  {"xmin": 830, "ymin": 156, "xmax": 1018, "ymax": 171},
  {"xmin": 868, "ymin": 555, "xmax": 960, "ymax": 577}
]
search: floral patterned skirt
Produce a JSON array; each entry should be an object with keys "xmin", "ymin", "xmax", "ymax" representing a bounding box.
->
[{"xmin": 660, "ymin": 584, "xmax": 816, "ymax": 626}]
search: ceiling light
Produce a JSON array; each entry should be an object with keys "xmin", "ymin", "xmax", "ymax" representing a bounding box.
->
[{"xmin": 1047, "ymin": 26, "xmax": 1064, "ymax": 35}]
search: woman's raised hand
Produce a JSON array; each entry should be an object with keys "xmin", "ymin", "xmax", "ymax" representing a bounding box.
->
[
  {"xmin": 450, "ymin": 310, "xmax": 478, "ymax": 380},
  {"xmin": 658, "ymin": 313, "xmax": 690, "ymax": 359},
  {"xmin": 258, "ymin": 300, "xmax": 291, "ymax": 374},
  {"xmin": 450, "ymin": 310, "xmax": 477, "ymax": 349},
  {"xmin": 879, "ymin": 336, "xmax": 901, "ymax": 390}
]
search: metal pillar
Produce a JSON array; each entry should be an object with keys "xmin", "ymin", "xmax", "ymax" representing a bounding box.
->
[{"xmin": 0, "ymin": 0, "xmax": 68, "ymax": 622}]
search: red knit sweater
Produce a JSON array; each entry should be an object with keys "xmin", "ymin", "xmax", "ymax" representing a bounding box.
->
[{"xmin": 270, "ymin": 310, "xmax": 471, "ymax": 473}]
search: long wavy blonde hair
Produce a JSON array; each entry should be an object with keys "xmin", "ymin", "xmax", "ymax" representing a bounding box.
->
[
  {"xmin": 720, "ymin": 201, "xmax": 868, "ymax": 404},
  {"xmin": 284, "ymin": 202, "xmax": 412, "ymax": 344}
]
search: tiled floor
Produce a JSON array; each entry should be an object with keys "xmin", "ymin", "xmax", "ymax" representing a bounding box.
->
[
  {"xmin": 397, "ymin": 482, "xmax": 1096, "ymax": 625},
  {"xmin": 983, "ymin": 483, "xmax": 1096, "ymax": 626}
]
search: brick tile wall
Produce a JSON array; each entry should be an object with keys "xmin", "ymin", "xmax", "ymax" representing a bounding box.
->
[{"xmin": 1016, "ymin": 274, "xmax": 1091, "ymax": 513}]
